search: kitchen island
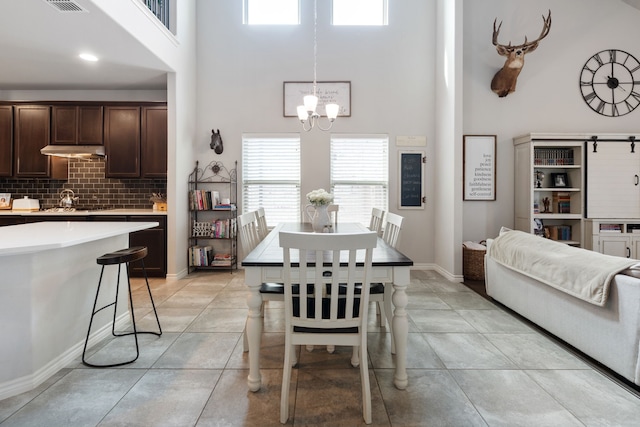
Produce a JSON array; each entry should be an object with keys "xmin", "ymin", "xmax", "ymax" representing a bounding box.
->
[{"xmin": 0, "ymin": 221, "xmax": 158, "ymax": 400}]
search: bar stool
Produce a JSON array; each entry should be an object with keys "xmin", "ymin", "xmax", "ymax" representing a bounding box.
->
[{"xmin": 82, "ymin": 246, "xmax": 162, "ymax": 367}]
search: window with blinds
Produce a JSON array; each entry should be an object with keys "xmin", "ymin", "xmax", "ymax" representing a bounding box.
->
[
  {"xmin": 330, "ymin": 135, "xmax": 389, "ymax": 225},
  {"xmin": 242, "ymin": 134, "xmax": 301, "ymax": 226}
]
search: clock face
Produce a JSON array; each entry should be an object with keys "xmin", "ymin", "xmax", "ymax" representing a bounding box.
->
[{"xmin": 580, "ymin": 49, "xmax": 640, "ymax": 117}]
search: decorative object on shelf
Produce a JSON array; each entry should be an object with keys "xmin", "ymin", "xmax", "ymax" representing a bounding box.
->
[
  {"xmin": 535, "ymin": 170, "xmax": 545, "ymax": 188},
  {"xmin": 210, "ymin": 129, "xmax": 223, "ymax": 154},
  {"xmin": 305, "ymin": 188, "xmax": 334, "ymax": 233},
  {"xmin": 580, "ymin": 49, "xmax": 640, "ymax": 117},
  {"xmin": 490, "ymin": 10, "xmax": 551, "ymax": 97},
  {"xmin": 551, "ymin": 172, "xmax": 568, "ymax": 188},
  {"xmin": 295, "ymin": 0, "xmax": 340, "ymax": 131},
  {"xmin": 542, "ymin": 197, "xmax": 550, "ymax": 213}
]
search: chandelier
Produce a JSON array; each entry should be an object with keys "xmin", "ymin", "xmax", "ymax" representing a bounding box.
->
[{"xmin": 297, "ymin": 0, "xmax": 339, "ymax": 132}]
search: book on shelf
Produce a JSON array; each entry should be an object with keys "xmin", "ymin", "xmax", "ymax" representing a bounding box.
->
[
  {"xmin": 189, "ymin": 190, "xmax": 221, "ymax": 210},
  {"xmin": 214, "ymin": 203, "xmax": 236, "ymax": 210},
  {"xmin": 599, "ymin": 224, "xmax": 622, "ymax": 233},
  {"xmin": 210, "ymin": 253, "xmax": 233, "ymax": 266},
  {"xmin": 544, "ymin": 225, "xmax": 572, "ymax": 241},
  {"xmin": 627, "ymin": 224, "xmax": 640, "ymax": 233},
  {"xmin": 552, "ymin": 192, "xmax": 571, "ymax": 214},
  {"xmin": 189, "ymin": 245, "xmax": 213, "ymax": 267},
  {"xmin": 533, "ymin": 148, "xmax": 574, "ymax": 166}
]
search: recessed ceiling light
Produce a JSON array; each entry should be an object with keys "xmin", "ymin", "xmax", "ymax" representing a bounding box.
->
[{"xmin": 79, "ymin": 53, "xmax": 98, "ymax": 62}]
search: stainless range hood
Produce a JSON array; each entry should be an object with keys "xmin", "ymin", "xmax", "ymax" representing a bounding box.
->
[{"xmin": 40, "ymin": 145, "xmax": 105, "ymax": 158}]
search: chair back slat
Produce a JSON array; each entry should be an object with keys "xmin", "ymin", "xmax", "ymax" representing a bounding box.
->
[
  {"xmin": 369, "ymin": 208, "xmax": 385, "ymax": 236},
  {"xmin": 255, "ymin": 207, "xmax": 269, "ymax": 240},
  {"xmin": 382, "ymin": 212, "xmax": 404, "ymax": 249}
]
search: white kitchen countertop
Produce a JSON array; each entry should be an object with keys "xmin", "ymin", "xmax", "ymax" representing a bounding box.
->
[
  {"xmin": 0, "ymin": 221, "xmax": 158, "ymax": 256},
  {"xmin": 0, "ymin": 208, "xmax": 166, "ymax": 216}
]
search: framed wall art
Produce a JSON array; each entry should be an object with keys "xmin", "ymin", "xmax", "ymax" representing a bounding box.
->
[
  {"xmin": 463, "ymin": 135, "xmax": 496, "ymax": 201},
  {"xmin": 283, "ymin": 81, "xmax": 351, "ymax": 117}
]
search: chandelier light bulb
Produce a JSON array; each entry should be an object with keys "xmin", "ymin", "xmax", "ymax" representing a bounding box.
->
[
  {"xmin": 325, "ymin": 103, "xmax": 339, "ymax": 120},
  {"xmin": 303, "ymin": 95, "xmax": 318, "ymax": 114},
  {"xmin": 297, "ymin": 105, "xmax": 309, "ymax": 121}
]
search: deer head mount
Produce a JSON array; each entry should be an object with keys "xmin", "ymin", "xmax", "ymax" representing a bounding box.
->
[{"xmin": 491, "ymin": 10, "xmax": 551, "ymax": 97}]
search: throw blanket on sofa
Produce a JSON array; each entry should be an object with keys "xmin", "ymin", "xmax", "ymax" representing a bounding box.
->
[{"xmin": 488, "ymin": 230, "xmax": 639, "ymax": 306}]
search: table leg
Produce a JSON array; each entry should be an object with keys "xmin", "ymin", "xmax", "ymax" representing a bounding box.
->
[
  {"xmin": 245, "ymin": 269, "xmax": 263, "ymax": 392},
  {"xmin": 391, "ymin": 272, "xmax": 409, "ymax": 390}
]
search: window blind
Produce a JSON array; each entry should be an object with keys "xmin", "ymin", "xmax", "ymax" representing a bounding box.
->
[
  {"xmin": 242, "ymin": 134, "xmax": 300, "ymax": 226},
  {"xmin": 331, "ymin": 135, "xmax": 389, "ymax": 225}
]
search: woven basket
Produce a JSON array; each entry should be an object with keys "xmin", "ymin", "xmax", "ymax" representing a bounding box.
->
[{"xmin": 463, "ymin": 241, "xmax": 486, "ymax": 281}]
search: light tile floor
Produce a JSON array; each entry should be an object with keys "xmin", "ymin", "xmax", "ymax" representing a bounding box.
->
[{"xmin": 1, "ymin": 270, "xmax": 640, "ymax": 426}]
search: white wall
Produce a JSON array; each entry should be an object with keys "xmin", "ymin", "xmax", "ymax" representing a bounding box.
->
[
  {"xmin": 196, "ymin": 0, "xmax": 436, "ymax": 266},
  {"xmin": 463, "ymin": 0, "xmax": 640, "ymax": 244}
]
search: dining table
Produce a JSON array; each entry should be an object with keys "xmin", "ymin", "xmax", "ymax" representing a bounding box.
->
[{"xmin": 241, "ymin": 222, "xmax": 414, "ymax": 392}]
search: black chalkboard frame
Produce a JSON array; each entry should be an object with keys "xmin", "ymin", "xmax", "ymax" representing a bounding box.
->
[{"xmin": 398, "ymin": 151, "xmax": 425, "ymax": 209}]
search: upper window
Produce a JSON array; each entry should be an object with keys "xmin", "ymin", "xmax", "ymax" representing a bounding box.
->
[
  {"xmin": 242, "ymin": 134, "xmax": 301, "ymax": 226},
  {"xmin": 330, "ymin": 135, "xmax": 389, "ymax": 225},
  {"xmin": 332, "ymin": 0, "xmax": 388, "ymax": 26},
  {"xmin": 244, "ymin": 0, "xmax": 300, "ymax": 25}
]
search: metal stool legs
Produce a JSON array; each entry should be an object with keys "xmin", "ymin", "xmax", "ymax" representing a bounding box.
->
[{"xmin": 82, "ymin": 247, "xmax": 162, "ymax": 367}]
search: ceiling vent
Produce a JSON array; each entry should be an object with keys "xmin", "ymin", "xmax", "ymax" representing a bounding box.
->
[{"xmin": 44, "ymin": 0, "xmax": 88, "ymax": 13}]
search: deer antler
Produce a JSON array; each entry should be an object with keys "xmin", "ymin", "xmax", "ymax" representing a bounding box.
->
[{"xmin": 493, "ymin": 10, "xmax": 551, "ymax": 50}]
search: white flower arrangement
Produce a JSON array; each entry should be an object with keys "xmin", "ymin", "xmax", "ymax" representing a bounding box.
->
[{"xmin": 306, "ymin": 188, "xmax": 333, "ymax": 206}]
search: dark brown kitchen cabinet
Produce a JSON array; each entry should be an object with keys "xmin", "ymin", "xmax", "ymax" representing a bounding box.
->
[
  {"xmin": 24, "ymin": 216, "xmax": 87, "ymax": 223},
  {"xmin": 128, "ymin": 216, "xmax": 167, "ymax": 277},
  {"xmin": 141, "ymin": 106, "xmax": 167, "ymax": 178},
  {"xmin": 14, "ymin": 105, "xmax": 50, "ymax": 177},
  {"xmin": 0, "ymin": 216, "xmax": 25, "ymax": 227},
  {"xmin": 90, "ymin": 215, "xmax": 166, "ymax": 277},
  {"xmin": 104, "ymin": 106, "xmax": 140, "ymax": 178},
  {"xmin": 51, "ymin": 105, "xmax": 103, "ymax": 145},
  {"xmin": 0, "ymin": 106, "xmax": 12, "ymax": 176}
]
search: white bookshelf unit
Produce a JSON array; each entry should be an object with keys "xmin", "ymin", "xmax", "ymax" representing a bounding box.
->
[{"xmin": 514, "ymin": 134, "xmax": 585, "ymax": 246}]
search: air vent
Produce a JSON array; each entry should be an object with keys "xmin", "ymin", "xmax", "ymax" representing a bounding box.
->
[{"xmin": 44, "ymin": 0, "xmax": 88, "ymax": 13}]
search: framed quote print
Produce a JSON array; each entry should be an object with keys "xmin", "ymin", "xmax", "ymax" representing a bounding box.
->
[{"xmin": 463, "ymin": 135, "xmax": 496, "ymax": 201}]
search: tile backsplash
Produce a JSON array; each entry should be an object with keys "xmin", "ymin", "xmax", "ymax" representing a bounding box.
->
[{"xmin": 0, "ymin": 158, "xmax": 166, "ymax": 209}]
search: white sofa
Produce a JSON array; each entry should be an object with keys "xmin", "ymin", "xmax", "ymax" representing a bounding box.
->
[{"xmin": 485, "ymin": 233, "xmax": 640, "ymax": 386}]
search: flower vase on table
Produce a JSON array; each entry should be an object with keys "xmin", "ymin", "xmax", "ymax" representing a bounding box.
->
[{"xmin": 305, "ymin": 188, "xmax": 334, "ymax": 233}]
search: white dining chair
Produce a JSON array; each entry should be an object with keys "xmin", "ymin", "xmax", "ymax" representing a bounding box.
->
[
  {"xmin": 255, "ymin": 207, "xmax": 269, "ymax": 240},
  {"xmin": 239, "ymin": 210, "xmax": 283, "ymax": 351},
  {"xmin": 237, "ymin": 211, "xmax": 260, "ymax": 256},
  {"xmin": 279, "ymin": 230, "xmax": 377, "ymax": 425},
  {"xmin": 327, "ymin": 204, "xmax": 339, "ymax": 224},
  {"xmin": 368, "ymin": 207, "xmax": 385, "ymax": 236}
]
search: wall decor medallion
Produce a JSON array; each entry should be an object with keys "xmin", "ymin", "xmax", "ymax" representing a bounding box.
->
[{"xmin": 580, "ymin": 49, "xmax": 640, "ymax": 117}]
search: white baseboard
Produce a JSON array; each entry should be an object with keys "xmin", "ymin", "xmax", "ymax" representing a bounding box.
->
[{"xmin": 0, "ymin": 314, "xmax": 130, "ymax": 401}]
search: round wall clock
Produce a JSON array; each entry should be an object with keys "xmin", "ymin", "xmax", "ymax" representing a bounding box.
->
[{"xmin": 579, "ymin": 49, "xmax": 640, "ymax": 117}]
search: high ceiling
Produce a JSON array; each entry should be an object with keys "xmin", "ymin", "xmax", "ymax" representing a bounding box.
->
[
  {"xmin": 0, "ymin": 0, "xmax": 168, "ymax": 91},
  {"xmin": 1, "ymin": 0, "xmax": 639, "ymax": 92}
]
